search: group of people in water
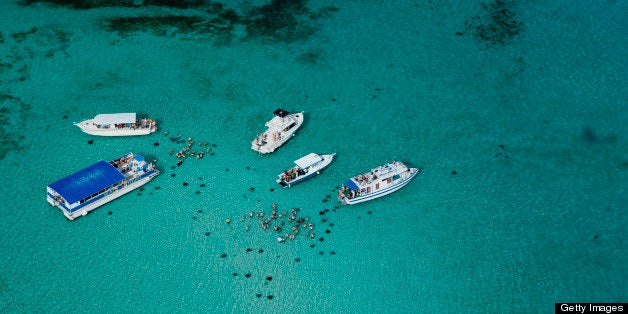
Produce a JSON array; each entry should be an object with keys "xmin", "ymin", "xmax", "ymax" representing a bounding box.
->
[
  {"xmin": 226, "ymin": 203, "xmax": 317, "ymax": 242},
  {"xmin": 170, "ymin": 136, "xmax": 211, "ymax": 165}
]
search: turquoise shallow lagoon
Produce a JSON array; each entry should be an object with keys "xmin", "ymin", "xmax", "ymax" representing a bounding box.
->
[{"xmin": 0, "ymin": 0, "xmax": 625, "ymax": 312}]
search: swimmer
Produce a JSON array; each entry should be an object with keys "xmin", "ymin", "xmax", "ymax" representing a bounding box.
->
[{"xmin": 226, "ymin": 218, "xmax": 231, "ymax": 224}]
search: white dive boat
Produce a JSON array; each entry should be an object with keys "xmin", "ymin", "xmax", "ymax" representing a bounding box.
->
[
  {"xmin": 251, "ymin": 109, "xmax": 304, "ymax": 154},
  {"xmin": 74, "ymin": 113, "xmax": 156, "ymax": 136},
  {"xmin": 338, "ymin": 161, "xmax": 419, "ymax": 205},
  {"xmin": 276, "ymin": 153, "xmax": 335, "ymax": 188},
  {"xmin": 47, "ymin": 152, "xmax": 159, "ymax": 220}
]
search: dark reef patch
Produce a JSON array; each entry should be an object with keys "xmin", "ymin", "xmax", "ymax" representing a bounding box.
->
[
  {"xmin": 92, "ymin": 0, "xmax": 337, "ymax": 45},
  {"xmin": 241, "ymin": 0, "xmax": 338, "ymax": 43},
  {"xmin": 11, "ymin": 27, "xmax": 70, "ymax": 56},
  {"xmin": 242, "ymin": 0, "xmax": 314, "ymax": 43},
  {"xmin": 143, "ymin": 0, "xmax": 208, "ymax": 9},
  {"xmin": 11, "ymin": 28, "xmax": 38, "ymax": 43},
  {"xmin": 104, "ymin": 14, "xmax": 235, "ymax": 44},
  {"xmin": 20, "ymin": 0, "xmax": 209, "ymax": 9},
  {"xmin": 463, "ymin": 0, "xmax": 524, "ymax": 47},
  {"xmin": 1, "ymin": 26, "xmax": 71, "ymax": 92},
  {"xmin": 0, "ymin": 94, "xmax": 30, "ymax": 161}
]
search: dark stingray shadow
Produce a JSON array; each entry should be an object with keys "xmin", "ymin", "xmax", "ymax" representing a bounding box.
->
[{"xmin": 581, "ymin": 127, "xmax": 618, "ymax": 144}]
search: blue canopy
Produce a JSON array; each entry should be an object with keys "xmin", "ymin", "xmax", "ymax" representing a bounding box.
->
[
  {"xmin": 345, "ymin": 179, "xmax": 359, "ymax": 190},
  {"xmin": 48, "ymin": 160, "xmax": 125, "ymax": 204}
]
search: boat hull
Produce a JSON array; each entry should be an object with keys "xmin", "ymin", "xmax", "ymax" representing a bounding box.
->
[
  {"xmin": 251, "ymin": 113, "xmax": 303, "ymax": 154},
  {"xmin": 277, "ymin": 171, "xmax": 317, "ymax": 188},
  {"xmin": 47, "ymin": 171, "xmax": 158, "ymax": 219},
  {"xmin": 276, "ymin": 154, "xmax": 334, "ymax": 188},
  {"xmin": 75, "ymin": 120, "xmax": 156, "ymax": 136},
  {"xmin": 339, "ymin": 167, "xmax": 419, "ymax": 205}
]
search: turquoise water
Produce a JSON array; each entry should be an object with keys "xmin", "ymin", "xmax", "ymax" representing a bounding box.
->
[{"xmin": 0, "ymin": 0, "xmax": 626, "ymax": 312}]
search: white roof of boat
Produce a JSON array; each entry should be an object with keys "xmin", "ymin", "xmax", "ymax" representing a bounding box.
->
[
  {"xmin": 265, "ymin": 116, "xmax": 289, "ymax": 128},
  {"xmin": 93, "ymin": 113, "xmax": 136, "ymax": 125},
  {"xmin": 294, "ymin": 153, "xmax": 322, "ymax": 168}
]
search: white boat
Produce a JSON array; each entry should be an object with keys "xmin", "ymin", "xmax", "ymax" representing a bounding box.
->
[
  {"xmin": 276, "ymin": 153, "xmax": 336, "ymax": 188},
  {"xmin": 338, "ymin": 161, "xmax": 419, "ymax": 205},
  {"xmin": 251, "ymin": 109, "xmax": 304, "ymax": 154},
  {"xmin": 47, "ymin": 152, "xmax": 159, "ymax": 220},
  {"xmin": 74, "ymin": 113, "xmax": 156, "ymax": 136}
]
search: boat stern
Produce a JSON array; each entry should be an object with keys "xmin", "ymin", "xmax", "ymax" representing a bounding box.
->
[{"xmin": 337, "ymin": 188, "xmax": 350, "ymax": 205}]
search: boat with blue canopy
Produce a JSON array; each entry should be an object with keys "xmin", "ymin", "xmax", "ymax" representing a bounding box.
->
[
  {"xmin": 47, "ymin": 152, "xmax": 159, "ymax": 220},
  {"xmin": 338, "ymin": 161, "xmax": 419, "ymax": 205}
]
